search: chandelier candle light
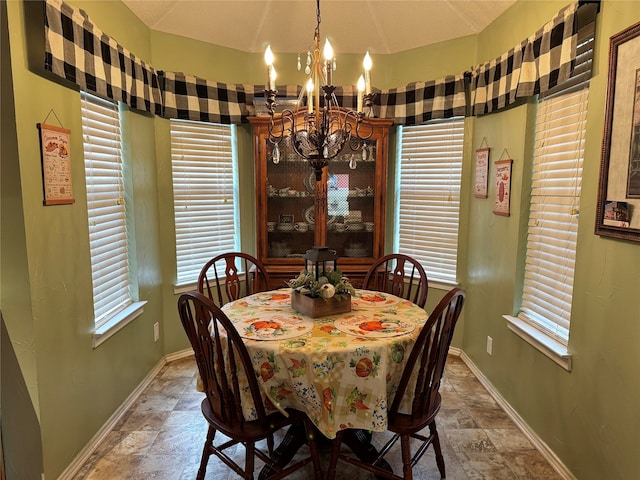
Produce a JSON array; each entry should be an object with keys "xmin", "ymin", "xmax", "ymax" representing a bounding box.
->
[{"xmin": 263, "ymin": 0, "xmax": 377, "ymax": 181}]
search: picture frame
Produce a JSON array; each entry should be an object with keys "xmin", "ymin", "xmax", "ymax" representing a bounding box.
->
[
  {"xmin": 493, "ymin": 159, "xmax": 512, "ymax": 216},
  {"xmin": 37, "ymin": 123, "xmax": 75, "ymax": 205},
  {"xmin": 279, "ymin": 214, "xmax": 294, "ymax": 224},
  {"xmin": 595, "ymin": 21, "xmax": 640, "ymax": 242},
  {"xmin": 474, "ymin": 147, "xmax": 490, "ymax": 198}
]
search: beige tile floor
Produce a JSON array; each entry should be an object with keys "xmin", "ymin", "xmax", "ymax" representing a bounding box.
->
[{"xmin": 74, "ymin": 355, "xmax": 563, "ymax": 479}]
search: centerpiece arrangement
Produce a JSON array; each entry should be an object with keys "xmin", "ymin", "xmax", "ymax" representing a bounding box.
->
[{"xmin": 288, "ymin": 247, "xmax": 355, "ymax": 318}]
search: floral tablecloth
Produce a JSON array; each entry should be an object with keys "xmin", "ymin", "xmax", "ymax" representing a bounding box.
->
[{"xmin": 220, "ymin": 288, "xmax": 428, "ymax": 439}]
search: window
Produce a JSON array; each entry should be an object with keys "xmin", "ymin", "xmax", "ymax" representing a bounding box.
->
[
  {"xmin": 396, "ymin": 118, "xmax": 464, "ymax": 284},
  {"xmin": 505, "ymin": 19, "xmax": 594, "ymax": 370},
  {"xmin": 170, "ymin": 120, "xmax": 237, "ymax": 286},
  {"xmin": 82, "ymin": 92, "xmax": 142, "ymax": 343},
  {"xmin": 517, "ymin": 87, "xmax": 589, "ymax": 347}
]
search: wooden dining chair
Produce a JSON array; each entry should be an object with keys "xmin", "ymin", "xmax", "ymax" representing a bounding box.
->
[
  {"xmin": 197, "ymin": 252, "xmax": 271, "ymax": 307},
  {"xmin": 326, "ymin": 287, "xmax": 466, "ymax": 480},
  {"xmin": 178, "ymin": 291, "xmax": 322, "ymax": 480},
  {"xmin": 362, "ymin": 253, "xmax": 429, "ymax": 308}
]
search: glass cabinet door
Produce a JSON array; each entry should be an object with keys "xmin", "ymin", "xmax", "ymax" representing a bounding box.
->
[
  {"xmin": 251, "ymin": 111, "xmax": 392, "ymax": 287},
  {"xmin": 326, "ymin": 141, "xmax": 377, "ymax": 259},
  {"xmin": 265, "ymin": 137, "xmax": 315, "ymax": 259},
  {"xmin": 265, "ymin": 137, "xmax": 377, "ymax": 260}
]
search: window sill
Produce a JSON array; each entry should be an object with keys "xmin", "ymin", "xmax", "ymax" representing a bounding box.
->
[
  {"xmin": 504, "ymin": 315, "xmax": 572, "ymax": 371},
  {"xmin": 93, "ymin": 301, "xmax": 147, "ymax": 348},
  {"xmin": 428, "ymin": 279, "xmax": 460, "ymax": 291},
  {"xmin": 174, "ymin": 282, "xmax": 197, "ymax": 294}
]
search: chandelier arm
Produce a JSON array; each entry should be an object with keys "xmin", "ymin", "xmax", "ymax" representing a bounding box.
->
[
  {"xmin": 263, "ymin": 0, "xmax": 376, "ymax": 182},
  {"xmin": 267, "ymin": 109, "xmax": 298, "ymax": 146},
  {"xmin": 348, "ymin": 136, "xmax": 363, "ymax": 152},
  {"xmin": 354, "ymin": 119, "xmax": 375, "ymax": 141},
  {"xmin": 267, "ymin": 115, "xmax": 285, "ymax": 145}
]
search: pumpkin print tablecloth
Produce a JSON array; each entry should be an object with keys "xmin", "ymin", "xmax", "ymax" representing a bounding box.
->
[{"xmin": 221, "ymin": 288, "xmax": 428, "ymax": 439}]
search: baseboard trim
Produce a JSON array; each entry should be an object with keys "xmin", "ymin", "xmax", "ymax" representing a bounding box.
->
[
  {"xmin": 458, "ymin": 351, "xmax": 576, "ymax": 480},
  {"xmin": 57, "ymin": 355, "xmax": 168, "ymax": 480},
  {"xmin": 165, "ymin": 348, "xmax": 194, "ymax": 363}
]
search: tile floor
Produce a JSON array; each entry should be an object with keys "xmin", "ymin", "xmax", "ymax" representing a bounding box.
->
[{"xmin": 74, "ymin": 355, "xmax": 563, "ymax": 479}]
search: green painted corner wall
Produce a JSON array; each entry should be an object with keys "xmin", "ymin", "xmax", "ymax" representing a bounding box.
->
[
  {"xmin": 461, "ymin": 2, "xmax": 640, "ymax": 479},
  {"xmin": 3, "ymin": 1, "xmax": 165, "ymax": 478},
  {"xmin": 3, "ymin": 0, "xmax": 640, "ymax": 479}
]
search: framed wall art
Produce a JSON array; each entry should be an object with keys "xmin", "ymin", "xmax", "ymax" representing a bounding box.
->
[
  {"xmin": 38, "ymin": 122, "xmax": 75, "ymax": 205},
  {"xmin": 493, "ymin": 158, "xmax": 512, "ymax": 216},
  {"xmin": 474, "ymin": 145, "xmax": 490, "ymax": 198},
  {"xmin": 596, "ymin": 21, "xmax": 640, "ymax": 242}
]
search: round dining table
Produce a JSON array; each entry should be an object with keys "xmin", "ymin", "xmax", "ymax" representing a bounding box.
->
[{"xmin": 221, "ymin": 287, "xmax": 429, "ymax": 439}]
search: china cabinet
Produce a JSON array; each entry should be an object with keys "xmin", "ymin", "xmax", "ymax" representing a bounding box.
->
[{"xmin": 249, "ymin": 109, "xmax": 393, "ymax": 288}]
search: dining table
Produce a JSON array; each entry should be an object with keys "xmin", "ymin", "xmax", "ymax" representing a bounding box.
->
[{"xmin": 218, "ymin": 287, "xmax": 429, "ymax": 477}]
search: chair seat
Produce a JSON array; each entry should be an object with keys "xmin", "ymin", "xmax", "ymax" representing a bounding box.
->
[
  {"xmin": 389, "ymin": 393, "xmax": 441, "ymax": 433},
  {"xmin": 201, "ymin": 398, "xmax": 304, "ymax": 443}
]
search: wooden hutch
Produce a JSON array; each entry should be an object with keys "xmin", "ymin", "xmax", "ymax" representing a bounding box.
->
[{"xmin": 249, "ymin": 109, "xmax": 393, "ymax": 288}]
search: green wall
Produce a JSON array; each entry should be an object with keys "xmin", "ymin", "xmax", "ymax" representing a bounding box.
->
[
  {"xmin": 2, "ymin": 1, "xmax": 640, "ymax": 479},
  {"xmin": 2, "ymin": 1, "xmax": 164, "ymax": 478},
  {"xmin": 463, "ymin": 1, "xmax": 640, "ymax": 479}
]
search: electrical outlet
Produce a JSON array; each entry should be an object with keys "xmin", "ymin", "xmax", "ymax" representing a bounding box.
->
[
  {"xmin": 154, "ymin": 322, "xmax": 160, "ymax": 342},
  {"xmin": 486, "ymin": 336, "xmax": 493, "ymax": 355}
]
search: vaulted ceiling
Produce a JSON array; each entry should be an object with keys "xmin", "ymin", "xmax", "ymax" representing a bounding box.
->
[{"xmin": 122, "ymin": 0, "xmax": 516, "ymax": 55}]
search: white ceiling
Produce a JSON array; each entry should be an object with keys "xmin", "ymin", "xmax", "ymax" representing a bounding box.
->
[{"xmin": 122, "ymin": 0, "xmax": 516, "ymax": 55}]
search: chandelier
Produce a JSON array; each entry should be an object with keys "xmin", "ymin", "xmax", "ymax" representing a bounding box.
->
[{"xmin": 263, "ymin": 0, "xmax": 377, "ymax": 181}]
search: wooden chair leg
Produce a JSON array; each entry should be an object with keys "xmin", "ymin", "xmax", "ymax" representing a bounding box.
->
[
  {"xmin": 326, "ymin": 430, "xmax": 345, "ymax": 480},
  {"xmin": 430, "ymin": 421, "xmax": 446, "ymax": 479},
  {"xmin": 400, "ymin": 434, "xmax": 413, "ymax": 480},
  {"xmin": 304, "ymin": 419, "xmax": 323, "ymax": 480},
  {"xmin": 244, "ymin": 441, "xmax": 256, "ymax": 480},
  {"xmin": 197, "ymin": 425, "xmax": 215, "ymax": 480}
]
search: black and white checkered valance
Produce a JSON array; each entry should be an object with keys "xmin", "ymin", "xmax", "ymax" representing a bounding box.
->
[
  {"xmin": 161, "ymin": 73, "xmax": 305, "ymax": 124},
  {"xmin": 44, "ymin": 0, "xmax": 162, "ymax": 115},
  {"xmin": 160, "ymin": 75, "xmax": 465, "ymax": 125},
  {"xmin": 378, "ymin": 75, "xmax": 467, "ymax": 125},
  {"xmin": 42, "ymin": 0, "xmax": 591, "ymax": 124},
  {"xmin": 471, "ymin": 2, "xmax": 581, "ymax": 116}
]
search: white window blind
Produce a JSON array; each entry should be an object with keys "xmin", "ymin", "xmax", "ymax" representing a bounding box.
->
[
  {"xmin": 519, "ymin": 87, "xmax": 589, "ymax": 346},
  {"xmin": 397, "ymin": 118, "xmax": 464, "ymax": 284},
  {"xmin": 171, "ymin": 120, "xmax": 237, "ymax": 285},
  {"xmin": 81, "ymin": 92, "xmax": 133, "ymax": 329}
]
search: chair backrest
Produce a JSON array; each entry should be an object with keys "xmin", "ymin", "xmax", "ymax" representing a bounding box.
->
[
  {"xmin": 177, "ymin": 291, "xmax": 269, "ymax": 428},
  {"xmin": 362, "ymin": 253, "xmax": 429, "ymax": 308},
  {"xmin": 197, "ymin": 252, "xmax": 271, "ymax": 307},
  {"xmin": 388, "ymin": 287, "xmax": 465, "ymax": 421}
]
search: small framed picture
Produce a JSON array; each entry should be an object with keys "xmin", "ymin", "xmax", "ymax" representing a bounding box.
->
[
  {"xmin": 474, "ymin": 147, "xmax": 490, "ymax": 198},
  {"xmin": 493, "ymin": 159, "xmax": 513, "ymax": 216},
  {"xmin": 38, "ymin": 123, "xmax": 75, "ymax": 205},
  {"xmin": 603, "ymin": 201, "xmax": 631, "ymax": 227},
  {"xmin": 279, "ymin": 214, "xmax": 294, "ymax": 224}
]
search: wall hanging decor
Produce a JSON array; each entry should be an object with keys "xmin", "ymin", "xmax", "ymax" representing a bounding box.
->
[
  {"xmin": 596, "ymin": 20, "xmax": 640, "ymax": 241},
  {"xmin": 493, "ymin": 155, "xmax": 512, "ymax": 216},
  {"xmin": 38, "ymin": 111, "xmax": 74, "ymax": 205},
  {"xmin": 474, "ymin": 139, "xmax": 490, "ymax": 198}
]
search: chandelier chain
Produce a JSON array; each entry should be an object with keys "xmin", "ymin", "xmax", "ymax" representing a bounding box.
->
[{"xmin": 315, "ymin": 0, "xmax": 321, "ymax": 42}]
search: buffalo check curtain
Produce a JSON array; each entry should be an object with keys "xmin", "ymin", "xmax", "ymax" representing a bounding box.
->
[
  {"xmin": 160, "ymin": 74, "xmax": 466, "ymax": 126},
  {"xmin": 44, "ymin": 0, "xmax": 162, "ymax": 115},
  {"xmin": 377, "ymin": 76, "xmax": 467, "ymax": 125},
  {"xmin": 470, "ymin": 2, "xmax": 581, "ymax": 115},
  {"xmin": 44, "ymin": 0, "xmax": 587, "ymax": 124}
]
